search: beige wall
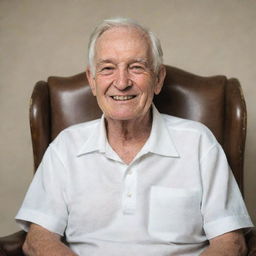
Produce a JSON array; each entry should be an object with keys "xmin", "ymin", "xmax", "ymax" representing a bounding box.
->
[{"xmin": 0, "ymin": 0, "xmax": 255, "ymax": 236}]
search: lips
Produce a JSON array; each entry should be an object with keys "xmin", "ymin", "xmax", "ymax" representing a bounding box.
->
[{"xmin": 111, "ymin": 95, "xmax": 136, "ymax": 101}]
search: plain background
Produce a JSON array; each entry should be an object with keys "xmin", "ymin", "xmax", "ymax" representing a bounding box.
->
[{"xmin": 0, "ymin": 0, "xmax": 255, "ymax": 236}]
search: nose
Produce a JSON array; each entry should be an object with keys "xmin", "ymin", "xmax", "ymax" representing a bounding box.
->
[{"xmin": 114, "ymin": 69, "xmax": 132, "ymax": 90}]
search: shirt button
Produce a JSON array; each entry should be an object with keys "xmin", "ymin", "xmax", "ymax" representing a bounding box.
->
[
  {"xmin": 128, "ymin": 170, "xmax": 133, "ymax": 175},
  {"xmin": 127, "ymin": 193, "xmax": 132, "ymax": 197}
]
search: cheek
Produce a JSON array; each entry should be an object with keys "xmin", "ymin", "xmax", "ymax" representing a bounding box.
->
[
  {"xmin": 94, "ymin": 78, "xmax": 111, "ymax": 94},
  {"xmin": 133, "ymin": 74, "xmax": 157, "ymax": 95},
  {"xmin": 140, "ymin": 81, "xmax": 156, "ymax": 98}
]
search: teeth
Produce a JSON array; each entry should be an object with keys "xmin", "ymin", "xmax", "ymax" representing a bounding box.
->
[{"xmin": 112, "ymin": 95, "xmax": 135, "ymax": 101}]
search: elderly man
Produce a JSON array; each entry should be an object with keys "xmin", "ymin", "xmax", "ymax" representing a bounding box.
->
[{"xmin": 16, "ymin": 18, "xmax": 253, "ymax": 256}]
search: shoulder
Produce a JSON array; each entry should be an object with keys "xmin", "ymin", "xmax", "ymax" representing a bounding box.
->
[
  {"xmin": 161, "ymin": 113, "xmax": 212, "ymax": 135},
  {"xmin": 50, "ymin": 119, "xmax": 101, "ymax": 150},
  {"xmin": 60, "ymin": 118, "xmax": 100, "ymax": 136},
  {"xmin": 160, "ymin": 113, "xmax": 218, "ymax": 147}
]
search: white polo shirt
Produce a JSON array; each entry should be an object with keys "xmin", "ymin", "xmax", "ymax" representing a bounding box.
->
[{"xmin": 16, "ymin": 105, "xmax": 253, "ymax": 256}]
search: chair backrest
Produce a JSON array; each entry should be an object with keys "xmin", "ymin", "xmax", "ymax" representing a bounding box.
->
[{"xmin": 30, "ymin": 65, "xmax": 247, "ymax": 194}]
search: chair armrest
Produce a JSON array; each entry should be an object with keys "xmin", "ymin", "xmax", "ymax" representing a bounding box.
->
[
  {"xmin": 0, "ymin": 228, "xmax": 255, "ymax": 256},
  {"xmin": 0, "ymin": 231, "xmax": 26, "ymax": 256},
  {"xmin": 246, "ymin": 227, "xmax": 256, "ymax": 256}
]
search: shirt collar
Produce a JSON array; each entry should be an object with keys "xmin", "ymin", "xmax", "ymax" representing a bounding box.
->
[
  {"xmin": 139, "ymin": 104, "xmax": 180, "ymax": 158},
  {"xmin": 77, "ymin": 115, "xmax": 107, "ymax": 156},
  {"xmin": 77, "ymin": 104, "xmax": 179, "ymax": 158}
]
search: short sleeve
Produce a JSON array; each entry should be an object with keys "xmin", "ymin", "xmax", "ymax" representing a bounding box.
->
[
  {"xmin": 15, "ymin": 144, "xmax": 69, "ymax": 236},
  {"xmin": 200, "ymin": 144, "xmax": 253, "ymax": 239}
]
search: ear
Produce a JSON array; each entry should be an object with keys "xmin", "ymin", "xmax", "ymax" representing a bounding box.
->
[
  {"xmin": 154, "ymin": 65, "xmax": 166, "ymax": 95},
  {"xmin": 86, "ymin": 67, "xmax": 96, "ymax": 96}
]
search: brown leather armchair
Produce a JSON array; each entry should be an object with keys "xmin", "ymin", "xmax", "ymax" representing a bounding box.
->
[{"xmin": 0, "ymin": 65, "xmax": 255, "ymax": 256}]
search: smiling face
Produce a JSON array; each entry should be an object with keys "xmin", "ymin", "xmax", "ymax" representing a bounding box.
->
[{"xmin": 86, "ymin": 26, "xmax": 165, "ymax": 122}]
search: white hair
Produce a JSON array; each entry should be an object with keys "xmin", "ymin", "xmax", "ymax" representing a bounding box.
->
[{"xmin": 87, "ymin": 17, "xmax": 164, "ymax": 75}]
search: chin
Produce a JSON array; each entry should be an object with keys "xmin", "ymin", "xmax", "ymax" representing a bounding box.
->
[{"xmin": 105, "ymin": 111, "xmax": 141, "ymax": 121}]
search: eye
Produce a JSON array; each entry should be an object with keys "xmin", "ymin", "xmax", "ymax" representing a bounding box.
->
[
  {"xmin": 102, "ymin": 66, "xmax": 114, "ymax": 70},
  {"xmin": 130, "ymin": 65, "xmax": 145, "ymax": 73},
  {"xmin": 98, "ymin": 65, "xmax": 115, "ymax": 75},
  {"xmin": 131, "ymin": 65, "xmax": 143, "ymax": 69}
]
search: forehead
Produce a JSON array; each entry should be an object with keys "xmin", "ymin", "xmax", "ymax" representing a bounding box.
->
[{"xmin": 95, "ymin": 26, "xmax": 151, "ymax": 62}]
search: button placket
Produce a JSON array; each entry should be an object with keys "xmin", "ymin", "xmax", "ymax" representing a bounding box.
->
[{"xmin": 122, "ymin": 166, "xmax": 137, "ymax": 215}]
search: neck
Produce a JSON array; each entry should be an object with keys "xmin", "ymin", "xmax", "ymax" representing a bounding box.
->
[{"xmin": 105, "ymin": 109, "xmax": 153, "ymax": 164}]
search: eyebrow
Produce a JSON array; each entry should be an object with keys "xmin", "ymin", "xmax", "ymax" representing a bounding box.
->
[
  {"xmin": 131, "ymin": 58, "xmax": 148, "ymax": 64},
  {"xmin": 96, "ymin": 58, "xmax": 149, "ymax": 66},
  {"xmin": 97, "ymin": 59, "xmax": 114, "ymax": 65}
]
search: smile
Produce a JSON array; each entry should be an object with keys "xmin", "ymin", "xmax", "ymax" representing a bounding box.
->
[{"xmin": 111, "ymin": 95, "xmax": 136, "ymax": 101}]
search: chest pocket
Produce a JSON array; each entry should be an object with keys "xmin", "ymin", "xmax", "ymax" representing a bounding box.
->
[{"xmin": 148, "ymin": 186, "xmax": 203, "ymax": 243}]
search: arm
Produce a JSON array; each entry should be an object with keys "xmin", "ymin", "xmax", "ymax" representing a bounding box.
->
[
  {"xmin": 200, "ymin": 230, "xmax": 247, "ymax": 256},
  {"xmin": 23, "ymin": 224, "xmax": 78, "ymax": 256}
]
